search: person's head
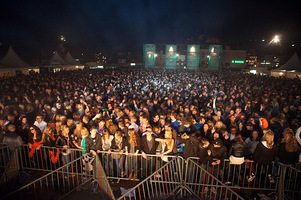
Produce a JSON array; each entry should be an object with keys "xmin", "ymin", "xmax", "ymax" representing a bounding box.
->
[
  {"xmin": 213, "ymin": 138, "xmax": 223, "ymax": 148},
  {"xmin": 230, "ymin": 126, "xmax": 237, "ymax": 135},
  {"xmin": 98, "ymin": 120, "xmax": 105, "ymax": 128},
  {"xmin": 213, "ymin": 132, "xmax": 220, "ymax": 140},
  {"xmin": 7, "ymin": 113, "xmax": 15, "ymax": 122},
  {"xmin": 67, "ymin": 119, "xmax": 74, "ymax": 127},
  {"xmin": 234, "ymin": 134, "xmax": 247, "ymax": 146},
  {"xmin": 265, "ymin": 130, "xmax": 275, "ymax": 149},
  {"xmin": 61, "ymin": 125, "xmax": 69, "ymax": 137},
  {"xmin": 29, "ymin": 125, "xmax": 41, "ymax": 135},
  {"xmin": 251, "ymin": 130, "xmax": 259, "ymax": 141},
  {"xmin": 200, "ymin": 138, "xmax": 210, "ymax": 148},
  {"xmin": 76, "ymin": 122, "xmax": 83, "ymax": 131},
  {"xmin": 90, "ymin": 126, "xmax": 97, "ymax": 137},
  {"xmin": 35, "ymin": 115, "xmax": 43, "ymax": 123},
  {"xmin": 281, "ymin": 132, "xmax": 300, "ymax": 152},
  {"xmin": 114, "ymin": 130, "xmax": 123, "ymax": 139},
  {"xmin": 7, "ymin": 124, "xmax": 16, "ymax": 133},
  {"xmin": 102, "ymin": 128, "xmax": 110, "ymax": 136},
  {"xmin": 21, "ymin": 116, "xmax": 28, "ymax": 124}
]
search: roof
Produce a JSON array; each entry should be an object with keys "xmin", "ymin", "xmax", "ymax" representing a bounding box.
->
[
  {"xmin": 272, "ymin": 52, "xmax": 301, "ymax": 73},
  {"xmin": 0, "ymin": 46, "xmax": 30, "ymax": 68},
  {"xmin": 48, "ymin": 51, "xmax": 68, "ymax": 65},
  {"xmin": 64, "ymin": 51, "xmax": 81, "ymax": 65}
]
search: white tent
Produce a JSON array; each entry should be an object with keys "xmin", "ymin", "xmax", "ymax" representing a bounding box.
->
[
  {"xmin": 0, "ymin": 46, "xmax": 38, "ymax": 76},
  {"xmin": 40, "ymin": 51, "xmax": 84, "ymax": 73},
  {"xmin": 271, "ymin": 52, "xmax": 301, "ymax": 79}
]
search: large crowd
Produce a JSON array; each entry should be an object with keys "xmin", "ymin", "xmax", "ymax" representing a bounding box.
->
[{"xmin": 0, "ymin": 68, "xmax": 300, "ymax": 182}]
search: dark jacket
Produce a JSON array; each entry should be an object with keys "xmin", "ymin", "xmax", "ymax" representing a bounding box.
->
[
  {"xmin": 252, "ymin": 141, "xmax": 278, "ymax": 165},
  {"xmin": 278, "ymin": 142, "xmax": 300, "ymax": 165},
  {"xmin": 208, "ymin": 144, "xmax": 228, "ymax": 162},
  {"xmin": 228, "ymin": 141, "xmax": 247, "ymax": 158},
  {"xmin": 55, "ymin": 135, "xmax": 68, "ymax": 147},
  {"xmin": 181, "ymin": 136, "xmax": 200, "ymax": 159},
  {"xmin": 198, "ymin": 144, "xmax": 213, "ymax": 164},
  {"xmin": 140, "ymin": 134, "xmax": 158, "ymax": 154},
  {"xmin": 85, "ymin": 134, "xmax": 102, "ymax": 153}
]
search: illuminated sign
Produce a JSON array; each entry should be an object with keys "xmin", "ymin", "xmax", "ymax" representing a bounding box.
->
[{"xmin": 231, "ymin": 60, "xmax": 244, "ymax": 64}]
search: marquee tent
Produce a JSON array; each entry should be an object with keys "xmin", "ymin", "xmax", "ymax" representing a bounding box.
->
[
  {"xmin": 0, "ymin": 46, "xmax": 38, "ymax": 76},
  {"xmin": 271, "ymin": 52, "xmax": 301, "ymax": 79}
]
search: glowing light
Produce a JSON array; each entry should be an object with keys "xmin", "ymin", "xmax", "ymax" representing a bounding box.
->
[
  {"xmin": 250, "ymin": 70, "xmax": 257, "ymax": 74},
  {"xmin": 271, "ymin": 35, "xmax": 280, "ymax": 44},
  {"xmin": 231, "ymin": 60, "xmax": 244, "ymax": 64},
  {"xmin": 169, "ymin": 46, "xmax": 174, "ymax": 52},
  {"xmin": 190, "ymin": 46, "xmax": 196, "ymax": 53}
]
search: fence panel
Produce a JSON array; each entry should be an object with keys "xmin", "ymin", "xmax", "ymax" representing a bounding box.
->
[
  {"xmin": 185, "ymin": 158, "xmax": 245, "ymax": 200},
  {"xmin": 0, "ymin": 155, "xmax": 90, "ymax": 200},
  {"xmin": 117, "ymin": 156, "xmax": 183, "ymax": 200}
]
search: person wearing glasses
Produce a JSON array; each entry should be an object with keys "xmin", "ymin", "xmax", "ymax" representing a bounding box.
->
[{"xmin": 34, "ymin": 114, "xmax": 47, "ymax": 133}]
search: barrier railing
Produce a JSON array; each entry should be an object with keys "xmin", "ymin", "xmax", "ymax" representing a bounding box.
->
[
  {"xmin": 0, "ymin": 145, "xmax": 11, "ymax": 168},
  {"xmin": 16, "ymin": 145, "xmax": 83, "ymax": 172},
  {"xmin": 0, "ymin": 148, "xmax": 19, "ymax": 185},
  {"xmin": 98, "ymin": 151, "xmax": 182, "ymax": 181},
  {"xmin": 94, "ymin": 155, "xmax": 116, "ymax": 200},
  {"xmin": 184, "ymin": 158, "xmax": 245, "ymax": 200},
  {"xmin": 278, "ymin": 163, "xmax": 301, "ymax": 200},
  {"xmin": 0, "ymin": 143, "xmax": 300, "ymax": 200},
  {"xmin": 0, "ymin": 155, "xmax": 91, "ymax": 200},
  {"xmin": 117, "ymin": 156, "xmax": 183, "ymax": 200}
]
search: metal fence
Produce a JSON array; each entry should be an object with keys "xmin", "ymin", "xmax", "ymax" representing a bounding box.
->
[
  {"xmin": 1, "ymin": 144, "xmax": 301, "ymax": 200},
  {"xmin": 0, "ymin": 154, "xmax": 92, "ymax": 200},
  {"xmin": 94, "ymin": 155, "xmax": 116, "ymax": 200},
  {"xmin": 117, "ymin": 156, "xmax": 184, "ymax": 200},
  {"xmin": 16, "ymin": 145, "xmax": 83, "ymax": 172},
  {"xmin": 0, "ymin": 148, "xmax": 20, "ymax": 185},
  {"xmin": 184, "ymin": 158, "xmax": 245, "ymax": 200}
]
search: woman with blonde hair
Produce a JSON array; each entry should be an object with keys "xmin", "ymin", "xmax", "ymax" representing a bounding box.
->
[
  {"xmin": 278, "ymin": 129, "xmax": 300, "ymax": 165},
  {"xmin": 125, "ymin": 128, "xmax": 140, "ymax": 180},
  {"xmin": 249, "ymin": 130, "xmax": 278, "ymax": 183},
  {"xmin": 155, "ymin": 127, "xmax": 177, "ymax": 162}
]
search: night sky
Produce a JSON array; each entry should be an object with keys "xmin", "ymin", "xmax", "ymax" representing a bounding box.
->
[{"xmin": 0, "ymin": 0, "xmax": 300, "ymax": 62}]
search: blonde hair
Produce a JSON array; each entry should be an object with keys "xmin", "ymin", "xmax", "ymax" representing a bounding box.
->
[
  {"xmin": 80, "ymin": 127, "xmax": 89, "ymax": 137},
  {"xmin": 281, "ymin": 131, "xmax": 300, "ymax": 152},
  {"xmin": 128, "ymin": 129, "xmax": 138, "ymax": 146},
  {"xmin": 265, "ymin": 130, "xmax": 274, "ymax": 149}
]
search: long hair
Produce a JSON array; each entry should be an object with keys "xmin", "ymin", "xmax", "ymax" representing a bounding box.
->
[
  {"xmin": 265, "ymin": 130, "xmax": 274, "ymax": 149},
  {"xmin": 281, "ymin": 131, "xmax": 300, "ymax": 152},
  {"xmin": 128, "ymin": 128, "xmax": 138, "ymax": 147},
  {"xmin": 234, "ymin": 134, "xmax": 247, "ymax": 147}
]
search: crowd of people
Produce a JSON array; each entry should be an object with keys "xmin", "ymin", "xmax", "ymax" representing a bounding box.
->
[{"xmin": 0, "ymin": 68, "xmax": 300, "ymax": 182}]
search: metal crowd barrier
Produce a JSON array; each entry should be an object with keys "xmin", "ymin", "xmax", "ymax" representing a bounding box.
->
[
  {"xmin": 1, "ymin": 155, "xmax": 91, "ymax": 200},
  {"xmin": 0, "ymin": 145, "xmax": 11, "ymax": 168},
  {"xmin": 184, "ymin": 158, "xmax": 245, "ymax": 200},
  {"xmin": 117, "ymin": 156, "xmax": 184, "ymax": 200},
  {"xmin": 278, "ymin": 163, "xmax": 301, "ymax": 200},
  {"xmin": 98, "ymin": 151, "xmax": 182, "ymax": 181},
  {"xmin": 94, "ymin": 155, "xmax": 116, "ymax": 200},
  {"xmin": 0, "ymin": 148, "xmax": 19, "ymax": 185},
  {"xmin": 16, "ymin": 145, "xmax": 83, "ymax": 172}
]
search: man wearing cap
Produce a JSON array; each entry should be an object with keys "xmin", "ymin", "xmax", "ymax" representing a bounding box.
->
[{"xmin": 208, "ymin": 138, "xmax": 228, "ymax": 166}]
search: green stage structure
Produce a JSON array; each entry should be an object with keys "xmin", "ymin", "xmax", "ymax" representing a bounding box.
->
[
  {"xmin": 208, "ymin": 45, "xmax": 222, "ymax": 70},
  {"xmin": 143, "ymin": 44, "xmax": 156, "ymax": 68},
  {"xmin": 187, "ymin": 45, "xmax": 200, "ymax": 70},
  {"xmin": 165, "ymin": 45, "xmax": 177, "ymax": 69}
]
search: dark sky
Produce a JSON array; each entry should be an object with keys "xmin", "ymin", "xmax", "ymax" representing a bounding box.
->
[{"xmin": 0, "ymin": 0, "xmax": 300, "ymax": 61}]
